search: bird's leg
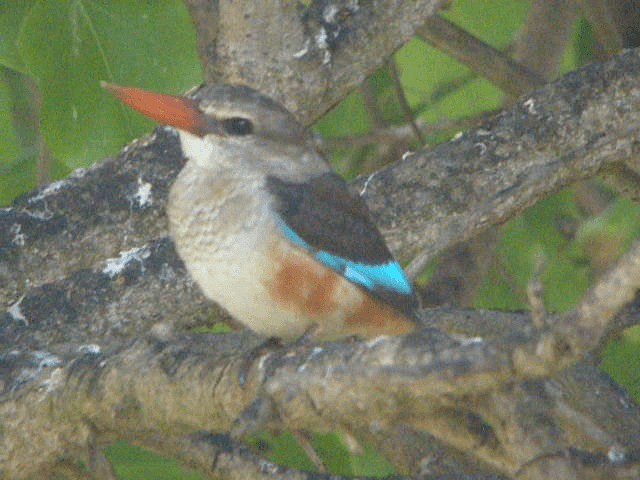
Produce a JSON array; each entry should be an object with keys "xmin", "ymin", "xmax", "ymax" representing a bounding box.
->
[
  {"xmin": 292, "ymin": 322, "xmax": 319, "ymax": 347},
  {"xmin": 238, "ymin": 336, "xmax": 282, "ymax": 386},
  {"xmin": 237, "ymin": 323, "xmax": 319, "ymax": 386}
]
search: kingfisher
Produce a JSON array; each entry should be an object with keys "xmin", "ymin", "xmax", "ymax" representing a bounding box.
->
[{"xmin": 103, "ymin": 82, "xmax": 419, "ymax": 341}]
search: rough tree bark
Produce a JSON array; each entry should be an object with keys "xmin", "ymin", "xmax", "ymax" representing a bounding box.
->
[{"xmin": 1, "ymin": 2, "xmax": 640, "ymax": 479}]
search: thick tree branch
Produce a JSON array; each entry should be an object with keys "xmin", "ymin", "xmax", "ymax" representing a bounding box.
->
[
  {"xmin": 187, "ymin": 0, "xmax": 448, "ymax": 119},
  {"xmin": 3, "ymin": 296, "xmax": 640, "ymax": 477}
]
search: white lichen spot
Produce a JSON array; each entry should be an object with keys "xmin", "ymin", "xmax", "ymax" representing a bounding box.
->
[
  {"xmin": 322, "ymin": 50, "xmax": 332, "ymax": 65},
  {"xmin": 524, "ymin": 97, "xmax": 537, "ymax": 115},
  {"xmin": 23, "ymin": 208, "xmax": 53, "ymax": 221},
  {"xmin": 452, "ymin": 131, "xmax": 464, "ymax": 140},
  {"xmin": 619, "ymin": 396, "xmax": 631, "ymax": 409},
  {"xmin": 315, "ymin": 27, "xmax": 329, "ymax": 49},
  {"xmin": 70, "ymin": 167, "xmax": 88, "ymax": 179},
  {"xmin": 78, "ymin": 344, "xmax": 101, "ymax": 355},
  {"xmin": 10, "ymin": 223, "xmax": 25, "ymax": 247},
  {"xmin": 314, "ymin": 27, "xmax": 332, "ymax": 65},
  {"xmin": 137, "ymin": 130, "xmax": 162, "ymax": 148},
  {"xmin": 8, "ymin": 295, "xmax": 28, "ymax": 324},
  {"xmin": 134, "ymin": 178, "xmax": 153, "ymax": 208},
  {"xmin": 453, "ymin": 335, "xmax": 483, "ymax": 347},
  {"xmin": 33, "ymin": 351, "xmax": 62, "ymax": 369},
  {"xmin": 297, "ymin": 346, "xmax": 324, "ymax": 372},
  {"xmin": 103, "ymin": 245, "xmax": 151, "ymax": 278},
  {"xmin": 474, "ymin": 142, "xmax": 487, "ymax": 155},
  {"xmin": 364, "ymin": 335, "xmax": 388, "ymax": 348},
  {"xmin": 161, "ymin": 125, "xmax": 179, "ymax": 137},
  {"xmin": 323, "ymin": 4, "xmax": 339, "ymax": 23},
  {"xmin": 292, "ymin": 39, "xmax": 310, "ymax": 59},
  {"xmin": 258, "ymin": 459, "xmax": 279, "ymax": 475},
  {"xmin": 41, "ymin": 367, "xmax": 64, "ymax": 393},
  {"xmin": 257, "ymin": 352, "xmax": 273, "ymax": 371},
  {"xmin": 608, "ymin": 446, "xmax": 626, "ymax": 463},
  {"xmin": 29, "ymin": 179, "xmax": 68, "ymax": 203},
  {"xmin": 401, "ymin": 150, "xmax": 414, "ymax": 161},
  {"xmin": 359, "ymin": 172, "xmax": 376, "ymax": 196}
]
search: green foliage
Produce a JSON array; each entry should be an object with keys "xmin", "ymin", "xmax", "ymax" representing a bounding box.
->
[
  {"xmin": 601, "ymin": 326, "xmax": 640, "ymax": 400},
  {"xmin": 251, "ymin": 431, "xmax": 397, "ymax": 477},
  {"xmin": 105, "ymin": 441, "xmax": 204, "ymax": 480},
  {"xmin": 312, "ymin": 432, "xmax": 396, "ymax": 477},
  {"xmin": 252, "ymin": 431, "xmax": 318, "ymax": 472},
  {"xmin": 0, "ymin": 0, "xmax": 201, "ymax": 202},
  {"xmin": 0, "ymin": 76, "xmax": 20, "ymax": 166},
  {"xmin": 0, "ymin": 2, "xmax": 36, "ymax": 72}
]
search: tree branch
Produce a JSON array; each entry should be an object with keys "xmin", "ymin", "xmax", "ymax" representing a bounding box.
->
[
  {"xmin": 187, "ymin": 0, "xmax": 449, "ymax": 120},
  {"xmin": 416, "ymin": 15, "xmax": 545, "ymax": 97}
]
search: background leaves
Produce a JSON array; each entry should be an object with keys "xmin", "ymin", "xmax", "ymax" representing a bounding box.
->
[{"xmin": 1, "ymin": 0, "xmax": 201, "ymax": 203}]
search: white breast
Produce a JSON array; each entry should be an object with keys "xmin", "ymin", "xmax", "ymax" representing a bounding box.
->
[{"xmin": 167, "ymin": 162, "xmax": 317, "ymax": 338}]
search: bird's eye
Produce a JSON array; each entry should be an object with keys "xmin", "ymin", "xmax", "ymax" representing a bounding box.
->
[{"xmin": 221, "ymin": 117, "xmax": 254, "ymax": 136}]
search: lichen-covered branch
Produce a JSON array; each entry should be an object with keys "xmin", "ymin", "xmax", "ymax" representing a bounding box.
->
[
  {"xmin": 2, "ymin": 299, "xmax": 639, "ymax": 477},
  {"xmin": 188, "ymin": 0, "xmax": 448, "ymax": 119}
]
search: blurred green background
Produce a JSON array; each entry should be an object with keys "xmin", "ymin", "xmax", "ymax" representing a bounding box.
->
[{"xmin": 1, "ymin": 1, "xmax": 639, "ymax": 478}]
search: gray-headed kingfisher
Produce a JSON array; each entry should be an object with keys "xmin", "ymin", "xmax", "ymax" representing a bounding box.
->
[{"xmin": 103, "ymin": 82, "xmax": 419, "ymax": 341}]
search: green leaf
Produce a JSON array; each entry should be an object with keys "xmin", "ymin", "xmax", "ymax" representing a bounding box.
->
[
  {"xmin": 250, "ymin": 431, "xmax": 318, "ymax": 472},
  {"xmin": 444, "ymin": 0, "xmax": 531, "ymax": 49},
  {"xmin": 17, "ymin": 0, "xmax": 202, "ymax": 169},
  {"xmin": 311, "ymin": 432, "xmax": 396, "ymax": 477},
  {"xmin": 0, "ymin": 153, "xmax": 37, "ymax": 206},
  {"xmin": 105, "ymin": 441, "xmax": 204, "ymax": 480},
  {"xmin": 0, "ymin": 146, "xmax": 70, "ymax": 206},
  {"xmin": 0, "ymin": 75, "xmax": 20, "ymax": 164},
  {"xmin": 0, "ymin": 1, "xmax": 36, "ymax": 72},
  {"xmin": 395, "ymin": 0, "xmax": 530, "ymax": 138},
  {"xmin": 475, "ymin": 189, "xmax": 592, "ymax": 312},
  {"xmin": 601, "ymin": 326, "xmax": 640, "ymax": 402}
]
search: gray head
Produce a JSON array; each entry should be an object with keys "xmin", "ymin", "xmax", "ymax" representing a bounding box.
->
[
  {"xmin": 103, "ymin": 82, "xmax": 328, "ymax": 178},
  {"xmin": 180, "ymin": 84, "xmax": 327, "ymax": 176},
  {"xmin": 187, "ymin": 84, "xmax": 306, "ymax": 144}
]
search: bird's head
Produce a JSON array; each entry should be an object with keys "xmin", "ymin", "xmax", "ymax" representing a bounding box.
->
[{"xmin": 102, "ymin": 82, "xmax": 327, "ymax": 177}]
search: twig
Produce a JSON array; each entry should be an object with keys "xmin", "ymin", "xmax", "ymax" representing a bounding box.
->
[
  {"xmin": 527, "ymin": 253, "xmax": 547, "ymax": 328},
  {"xmin": 417, "ymin": 15, "xmax": 545, "ymax": 97},
  {"xmin": 389, "ymin": 58, "xmax": 425, "ymax": 145}
]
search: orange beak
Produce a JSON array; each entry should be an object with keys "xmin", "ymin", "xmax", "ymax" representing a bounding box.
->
[{"xmin": 101, "ymin": 81, "xmax": 212, "ymax": 136}]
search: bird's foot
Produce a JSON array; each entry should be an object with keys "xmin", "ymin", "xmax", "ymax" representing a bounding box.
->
[{"xmin": 238, "ymin": 336, "xmax": 282, "ymax": 386}]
